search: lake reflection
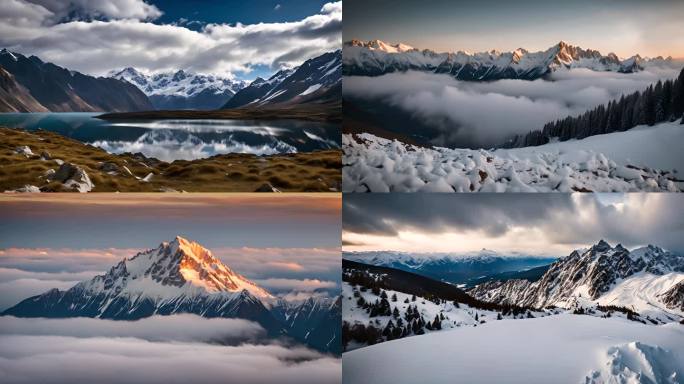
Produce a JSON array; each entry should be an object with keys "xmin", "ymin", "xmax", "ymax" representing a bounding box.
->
[{"xmin": 0, "ymin": 113, "xmax": 340, "ymax": 161}]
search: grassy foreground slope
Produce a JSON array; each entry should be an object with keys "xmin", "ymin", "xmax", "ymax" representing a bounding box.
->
[{"xmin": 0, "ymin": 127, "xmax": 340, "ymax": 192}]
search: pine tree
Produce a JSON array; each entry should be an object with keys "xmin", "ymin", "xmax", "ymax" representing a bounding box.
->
[
  {"xmin": 411, "ymin": 294, "xmax": 416, "ymax": 302},
  {"xmin": 391, "ymin": 293, "xmax": 398, "ymax": 302},
  {"xmin": 673, "ymin": 67, "xmax": 684, "ymax": 119},
  {"xmin": 433, "ymin": 314, "xmax": 441, "ymax": 330},
  {"xmin": 393, "ymin": 307, "xmax": 400, "ymax": 318}
]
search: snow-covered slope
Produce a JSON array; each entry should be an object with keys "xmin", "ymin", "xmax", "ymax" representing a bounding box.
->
[
  {"xmin": 469, "ymin": 241, "xmax": 684, "ymax": 323},
  {"xmin": 342, "ymin": 281, "xmax": 549, "ymax": 351},
  {"xmin": 343, "ymin": 314, "xmax": 684, "ymax": 384},
  {"xmin": 342, "ymin": 260, "xmax": 549, "ymax": 351},
  {"xmin": 223, "ymin": 50, "xmax": 341, "ymax": 109},
  {"xmin": 109, "ymin": 67, "xmax": 246, "ymax": 110},
  {"xmin": 342, "ymin": 121, "xmax": 683, "ymax": 192},
  {"xmin": 344, "ymin": 40, "xmax": 673, "ymax": 79}
]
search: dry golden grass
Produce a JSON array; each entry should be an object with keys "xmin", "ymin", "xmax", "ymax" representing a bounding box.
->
[{"xmin": 0, "ymin": 127, "xmax": 341, "ymax": 192}]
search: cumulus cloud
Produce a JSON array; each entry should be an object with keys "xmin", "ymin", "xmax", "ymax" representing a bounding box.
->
[
  {"xmin": 342, "ymin": 194, "xmax": 684, "ymax": 255},
  {"xmin": 343, "ymin": 65, "xmax": 682, "ymax": 148},
  {"xmin": 0, "ymin": 1, "xmax": 341, "ymax": 76},
  {"xmin": 0, "ymin": 316, "xmax": 340, "ymax": 384}
]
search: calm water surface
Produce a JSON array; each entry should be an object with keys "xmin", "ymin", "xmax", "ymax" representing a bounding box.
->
[{"xmin": 0, "ymin": 113, "xmax": 340, "ymax": 161}]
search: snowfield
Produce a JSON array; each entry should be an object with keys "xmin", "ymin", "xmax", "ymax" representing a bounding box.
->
[
  {"xmin": 342, "ymin": 122, "xmax": 683, "ymax": 192},
  {"xmin": 343, "ymin": 314, "xmax": 684, "ymax": 384}
]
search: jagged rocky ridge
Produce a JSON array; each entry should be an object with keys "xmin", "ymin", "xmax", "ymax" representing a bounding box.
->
[
  {"xmin": 109, "ymin": 67, "xmax": 247, "ymax": 110},
  {"xmin": 2, "ymin": 236, "xmax": 341, "ymax": 354},
  {"xmin": 660, "ymin": 280, "xmax": 684, "ymax": 312},
  {"xmin": 0, "ymin": 49, "xmax": 152, "ymax": 112},
  {"xmin": 343, "ymin": 40, "xmax": 672, "ymax": 80},
  {"xmin": 223, "ymin": 50, "xmax": 341, "ymax": 109},
  {"xmin": 468, "ymin": 240, "xmax": 684, "ymax": 311}
]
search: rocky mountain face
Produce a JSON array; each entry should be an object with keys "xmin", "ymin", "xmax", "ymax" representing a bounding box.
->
[
  {"xmin": 660, "ymin": 280, "xmax": 684, "ymax": 312},
  {"xmin": 109, "ymin": 67, "xmax": 247, "ymax": 110},
  {"xmin": 343, "ymin": 40, "xmax": 672, "ymax": 80},
  {"xmin": 0, "ymin": 65, "xmax": 47, "ymax": 112},
  {"xmin": 468, "ymin": 241, "xmax": 684, "ymax": 310},
  {"xmin": 273, "ymin": 295, "xmax": 342, "ymax": 354},
  {"xmin": 0, "ymin": 49, "xmax": 152, "ymax": 112},
  {"xmin": 223, "ymin": 50, "xmax": 341, "ymax": 109},
  {"xmin": 2, "ymin": 236, "xmax": 341, "ymax": 353}
]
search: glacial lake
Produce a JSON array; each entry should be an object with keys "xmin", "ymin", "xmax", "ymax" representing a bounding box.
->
[{"xmin": 0, "ymin": 113, "xmax": 340, "ymax": 161}]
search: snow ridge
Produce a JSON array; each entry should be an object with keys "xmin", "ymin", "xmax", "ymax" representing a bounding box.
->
[
  {"xmin": 109, "ymin": 67, "xmax": 246, "ymax": 98},
  {"xmin": 468, "ymin": 240, "xmax": 684, "ymax": 322},
  {"xmin": 344, "ymin": 40, "xmax": 674, "ymax": 79}
]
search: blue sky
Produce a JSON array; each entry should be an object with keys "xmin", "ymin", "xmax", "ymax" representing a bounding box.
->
[
  {"xmin": 152, "ymin": 0, "xmax": 331, "ymax": 26},
  {"xmin": 0, "ymin": 0, "xmax": 341, "ymax": 79}
]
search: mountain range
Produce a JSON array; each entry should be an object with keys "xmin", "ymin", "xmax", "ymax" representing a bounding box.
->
[
  {"xmin": 343, "ymin": 240, "xmax": 684, "ymax": 350},
  {"xmin": 343, "ymin": 250, "xmax": 556, "ymax": 287},
  {"xmin": 343, "ymin": 40, "xmax": 673, "ymax": 80},
  {"xmin": 109, "ymin": 67, "xmax": 247, "ymax": 110},
  {"xmin": 223, "ymin": 50, "xmax": 341, "ymax": 109},
  {"xmin": 0, "ymin": 49, "xmax": 340, "ymax": 113},
  {"xmin": 2, "ymin": 236, "xmax": 341, "ymax": 354},
  {"xmin": 468, "ymin": 240, "xmax": 684, "ymax": 322},
  {"xmin": 0, "ymin": 49, "xmax": 151, "ymax": 112}
]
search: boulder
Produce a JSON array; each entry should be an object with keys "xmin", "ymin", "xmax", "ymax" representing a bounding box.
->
[{"xmin": 49, "ymin": 163, "xmax": 94, "ymax": 192}]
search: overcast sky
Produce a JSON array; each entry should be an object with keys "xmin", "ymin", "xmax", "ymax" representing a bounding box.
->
[
  {"xmin": 343, "ymin": 194, "xmax": 684, "ymax": 257},
  {"xmin": 0, "ymin": 0, "xmax": 341, "ymax": 79},
  {"xmin": 0, "ymin": 194, "xmax": 341, "ymax": 310},
  {"xmin": 344, "ymin": 0, "xmax": 684, "ymax": 59}
]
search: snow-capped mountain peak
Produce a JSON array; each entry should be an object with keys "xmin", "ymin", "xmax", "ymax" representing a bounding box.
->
[
  {"xmin": 101, "ymin": 236, "xmax": 273, "ymax": 299},
  {"xmin": 344, "ymin": 40, "xmax": 674, "ymax": 79},
  {"xmin": 108, "ymin": 67, "xmax": 246, "ymax": 98},
  {"xmin": 469, "ymin": 241, "xmax": 684, "ymax": 321}
]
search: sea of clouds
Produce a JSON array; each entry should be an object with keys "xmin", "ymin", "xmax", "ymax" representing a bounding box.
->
[{"xmin": 344, "ymin": 64, "xmax": 683, "ymax": 148}]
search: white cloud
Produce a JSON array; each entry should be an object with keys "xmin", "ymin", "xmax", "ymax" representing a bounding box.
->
[
  {"xmin": 0, "ymin": 316, "xmax": 340, "ymax": 384},
  {"xmin": 254, "ymin": 278, "xmax": 337, "ymax": 291},
  {"xmin": 0, "ymin": 1, "xmax": 342, "ymax": 76},
  {"xmin": 344, "ymin": 65, "xmax": 682, "ymax": 148},
  {"xmin": 0, "ymin": 314, "xmax": 265, "ymax": 343},
  {"xmin": 26, "ymin": 0, "xmax": 162, "ymax": 21}
]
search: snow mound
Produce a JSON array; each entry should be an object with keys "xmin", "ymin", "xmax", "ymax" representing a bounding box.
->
[
  {"xmin": 586, "ymin": 342, "xmax": 682, "ymax": 384},
  {"xmin": 343, "ymin": 314, "xmax": 684, "ymax": 384},
  {"xmin": 343, "ymin": 132, "xmax": 681, "ymax": 192}
]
